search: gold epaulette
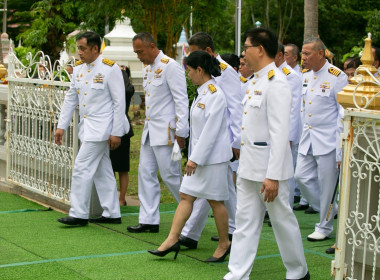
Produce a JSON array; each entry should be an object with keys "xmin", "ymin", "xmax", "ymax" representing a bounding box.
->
[
  {"xmin": 282, "ymin": 67, "xmax": 290, "ymax": 76},
  {"xmin": 268, "ymin": 69, "xmax": 275, "ymax": 80},
  {"xmin": 74, "ymin": 60, "xmax": 84, "ymax": 67},
  {"xmin": 328, "ymin": 67, "xmax": 341, "ymax": 77},
  {"xmin": 302, "ymin": 68, "xmax": 311, "ymax": 73},
  {"xmin": 208, "ymin": 84, "xmax": 217, "ymax": 93},
  {"xmin": 220, "ymin": 62, "xmax": 227, "ymax": 71},
  {"xmin": 102, "ymin": 58, "xmax": 115, "ymax": 66},
  {"xmin": 240, "ymin": 76, "xmax": 248, "ymax": 83},
  {"xmin": 161, "ymin": 58, "xmax": 169, "ymax": 64}
]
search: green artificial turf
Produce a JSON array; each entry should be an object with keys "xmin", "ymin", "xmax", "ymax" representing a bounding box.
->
[{"xmin": 0, "ymin": 191, "xmax": 336, "ymax": 279}]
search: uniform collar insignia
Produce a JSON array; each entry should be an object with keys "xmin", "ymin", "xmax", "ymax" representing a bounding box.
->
[
  {"xmin": 219, "ymin": 62, "xmax": 228, "ymax": 71},
  {"xmin": 240, "ymin": 76, "xmax": 248, "ymax": 83}
]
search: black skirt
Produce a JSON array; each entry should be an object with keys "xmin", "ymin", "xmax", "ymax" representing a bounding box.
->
[{"xmin": 110, "ymin": 135, "xmax": 131, "ymax": 172}]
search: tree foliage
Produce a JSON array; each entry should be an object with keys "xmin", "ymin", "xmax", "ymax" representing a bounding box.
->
[{"xmin": 10, "ymin": 0, "xmax": 380, "ymax": 66}]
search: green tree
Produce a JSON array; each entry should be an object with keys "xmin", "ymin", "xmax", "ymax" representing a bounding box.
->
[{"xmin": 16, "ymin": 0, "xmax": 80, "ymax": 60}]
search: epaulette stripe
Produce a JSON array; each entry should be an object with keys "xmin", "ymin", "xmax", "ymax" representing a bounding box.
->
[
  {"xmin": 102, "ymin": 58, "xmax": 115, "ymax": 66},
  {"xmin": 74, "ymin": 60, "xmax": 84, "ymax": 67},
  {"xmin": 282, "ymin": 67, "xmax": 290, "ymax": 76},
  {"xmin": 240, "ymin": 76, "xmax": 248, "ymax": 83},
  {"xmin": 328, "ymin": 67, "xmax": 341, "ymax": 77},
  {"xmin": 220, "ymin": 62, "xmax": 227, "ymax": 71},
  {"xmin": 302, "ymin": 68, "xmax": 311, "ymax": 73},
  {"xmin": 208, "ymin": 84, "xmax": 217, "ymax": 93}
]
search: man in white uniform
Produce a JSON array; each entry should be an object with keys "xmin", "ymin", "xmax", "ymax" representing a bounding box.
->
[
  {"xmin": 224, "ymin": 27, "xmax": 309, "ymax": 280},
  {"xmin": 285, "ymin": 44, "xmax": 302, "ymax": 76},
  {"xmin": 127, "ymin": 33, "xmax": 189, "ymax": 233},
  {"xmin": 55, "ymin": 31, "xmax": 129, "ymax": 226},
  {"xmin": 294, "ymin": 37, "xmax": 347, "ymax": 241},
  {"xmin": 179, "ymin": 32, "xmax": 242, "ymax": 248},
  {"xmin": 274, "ymin": 44, "xmax": 302, "ymax": 207}
]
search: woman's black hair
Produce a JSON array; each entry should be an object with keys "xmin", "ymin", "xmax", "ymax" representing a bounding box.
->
[{"xmin": 185, "ymin": 51, "xmax": 221, "ymax": 77}]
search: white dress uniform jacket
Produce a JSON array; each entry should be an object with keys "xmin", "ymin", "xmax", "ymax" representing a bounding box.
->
[
  {"xmin": 58, "ymin": 55, "xmax": 129, "ymax": 140},
  {"xmin": 216, "ymin": 55, "xmax": 243, "ymax": 149},
  {"xmin": 278, "ymin": 61, "xmax": 302, "ymax": 144},
  {"xmin": 188, "ymin": 79, "xmax": 232, "ymax": 165},
  {"xmin": 298, "ymin": 60, "xmax": 347, "ymax": 161},
  {"xmin": 238, "ymin": 62, "xmax": 294, "ymax": 182},
  {"xmin": 225, "ymin": 62, "xmax": 308, "ymax": 280},
  {"xmin": 142, "ymin": 51, "xmax": 189, "ymax": 145}
]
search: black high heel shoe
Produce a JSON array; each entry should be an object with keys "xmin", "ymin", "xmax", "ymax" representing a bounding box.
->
[
  {"xmin": 205, "ymin": 244, "xmax": 231, "ymax": 262},
  {"xmin": 148, "ymin": 242, "xmax": 180, "ymax": 260}
]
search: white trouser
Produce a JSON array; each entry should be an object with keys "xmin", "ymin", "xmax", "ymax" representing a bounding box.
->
[
  {"xmin": 181, "ymin": 165, "xmax": 236, "ymax": 240},
  {"xmin": 224, "ymin": 178, "xmax": 308, "ymax": 280},
  {"xmin": 69, "ymin": 141, "xmax": 121, "ymax": 219},
  {"xmin": 294, "ymin": 149, "xmax": 339, "ymax": 236},
  {"xmin": 138, "ymin": 137, "xmax": 181, "ymax": 225}
]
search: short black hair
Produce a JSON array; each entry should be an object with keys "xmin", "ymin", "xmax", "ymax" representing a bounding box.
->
[
  {"xmin": 244, "ymin": 27, "xmax": 278, "ymax": 58},
  {"xmin": 277, "ymin": 43, "xmax": 284, "ymax": 54},
  {"xmin": 188, "ymin": 32, "xmax": 214, "ymax": 52},
  {"xmin": 185, "ymin": 51, "xmax": 221, "ymax": 77},
  {"xmin": 346, "ymin": 57, "xmax": 362, "ymax": 69},
  {"xmin": 133, "ymin": 32, "xmax": 157, "ymax": 46},
  {"xmin": 221, "ymin": 53, "xmax": 240, "ymax": 70},
  {"xmin": 77, "ymin": 31, "xmax": 101, "ymax": 53},
  {"xmin": 373, "ymin": 46, "xmax": 380, "ymax": 62}
]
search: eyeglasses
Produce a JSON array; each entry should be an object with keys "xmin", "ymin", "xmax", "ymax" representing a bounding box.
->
[{"xmin": 243, "ymin": 44, "xmax": 260, "ymax": 51}]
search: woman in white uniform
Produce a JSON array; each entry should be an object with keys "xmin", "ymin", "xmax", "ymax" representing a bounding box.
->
[{"xmin": 148, "ymin": 51, "xmax": 232, "ymax": 262}]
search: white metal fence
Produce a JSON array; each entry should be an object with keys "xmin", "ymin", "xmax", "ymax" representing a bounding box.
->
[
  {"xmin": 6, "ymin": 47, "xmax": 78, "ymax": 204},
  {"xmin": 333, "ymin": 66, "xmax": 380, "ymax": 279}
]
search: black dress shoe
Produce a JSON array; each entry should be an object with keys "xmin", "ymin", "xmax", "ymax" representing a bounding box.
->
[
  {"xmin": 293, "ymin": 204, "xmax": 309, "ymax": 211},
  {"xmin": 127, "ymin": 224, "xmax": 159, "ymax": 233},
  {"xmin": 148, "ymin": 242, "xmax": 180, "ymax": 260},
  {"xmin": 205, "ymin": 245, "xmax": 231, "ymax": 262},
  {"xmin": 211, "ymin": 233, "xmax": 233, "ymax": 242},
  {"xmin": 57, "ymin": 216, "xmax": 88, "ymax": 226},
  {"xmin": 178, "ymin": 234, "xmax": 198, "ymax": 249},
  {"xmin": 294, "ymin": 196, "xmax": 301, "ymax": 203},
  {"xmin": 89, "ymin": 216, "xmax": 121, "ymax": 224},
  {"xmin": 286, "ymin": 271, "xmax": 310, "ymax": 280},
  {"xmin": 326, "ymin": 247, "xmax": 336, "ymax": 254},
  {"xmin": 304, "ymin": 206, "xmax": 318, "ymax": 214}
]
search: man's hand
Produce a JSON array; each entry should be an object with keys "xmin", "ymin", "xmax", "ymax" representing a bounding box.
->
[
  {"xmin": 232, "ymin": 148, "xmax": 240, "ymax": 160},
  {"xmin": 260, "ymin": 178, "xmax": 279, "ymax": 203},
  {"xmin": 175, "ymin": 135, "xmax": 186, "ymax": 149},
  {"xmin": 108, "ymin": 135, "xmax": 121, "ymax": 150},
  {"xmin": 54, "ymin": 129, "xmax": 64, "ymax": 146},
  {"xmin": 185, "ymin": 160, "xmax": 197, "ymax": 176}
]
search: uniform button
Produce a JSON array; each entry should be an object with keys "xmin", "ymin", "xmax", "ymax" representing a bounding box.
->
[
  {"xmin": 244, "ymin": 111, "xmax": 247, "ymax": 114},
  {"xmin": 309, "ymin": 113, "xmax": 312, "ymax": 117},
  {"xmin": 252, "ymin": 81, "xmax": 256, "ymax": 84},
  {"xmin": 83, "ymin": 104, "xmax": 86, "ymax": 107},
  {"xmin": 309, "ymin": 101, "xmax": 312, "ymax": 104},
  {"xmin": 84, "ymin": 92, "xmax": 87, "ymax": 95},
  {"xmin": 91, "ymin": 63, "xmax": 94, "ymax": 66},
  {"xmin": 314, "ymin": 76, "xmax": 317, "ymax": 79},
  {"xmin": 248, "ymin": 96, "xmax": 251, "ymax": 99},
  {"xmin": 88, "ymin": 70, "xmax": 90, "ymax": 73},
  {"xmin": 241, "ymin": 126, "xmax": 244, "ymax": 130},
  {"xmin": 309, "ymin": 125, "xmax": 312, "ymax": 129},
  {"xmin": 147, "ymin": 106, "xmax": 150, "ymax": 109},
  {"xmin": 147, "ymin": 117, "xmax": 150, "ymax": 121},
  {"xmin": 77, "ymin": 90, "xmax": 80, "ymax": 94},
  {"xmin": 301, "ymin": 110, "xmax": 303, "ymax": 112},
  {"xmin": 148, "ymin": 81, "xmax": 151, "ymax": 84},
  {"xmin": 311, "ymin": 88, "xmax": 314, "ymax": 92},
  {"xmin": 241, "ymin": 141, "xmax": 244, "ymax": 146},
  {"xmin": 148, "ymin": 93, "xmax": 150, "ymax": 96},
  {"xmin": 85, "ymin": 81, "xmax": 88, "ymax": 84},
  {"xmin": 83, "ymin": 115, "xmax": 86, "ymax": 118}
]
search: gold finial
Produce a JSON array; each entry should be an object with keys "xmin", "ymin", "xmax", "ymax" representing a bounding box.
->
[{"xmin": 360, "ymin": 34, "xmax": 374, "ymax": 67}]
